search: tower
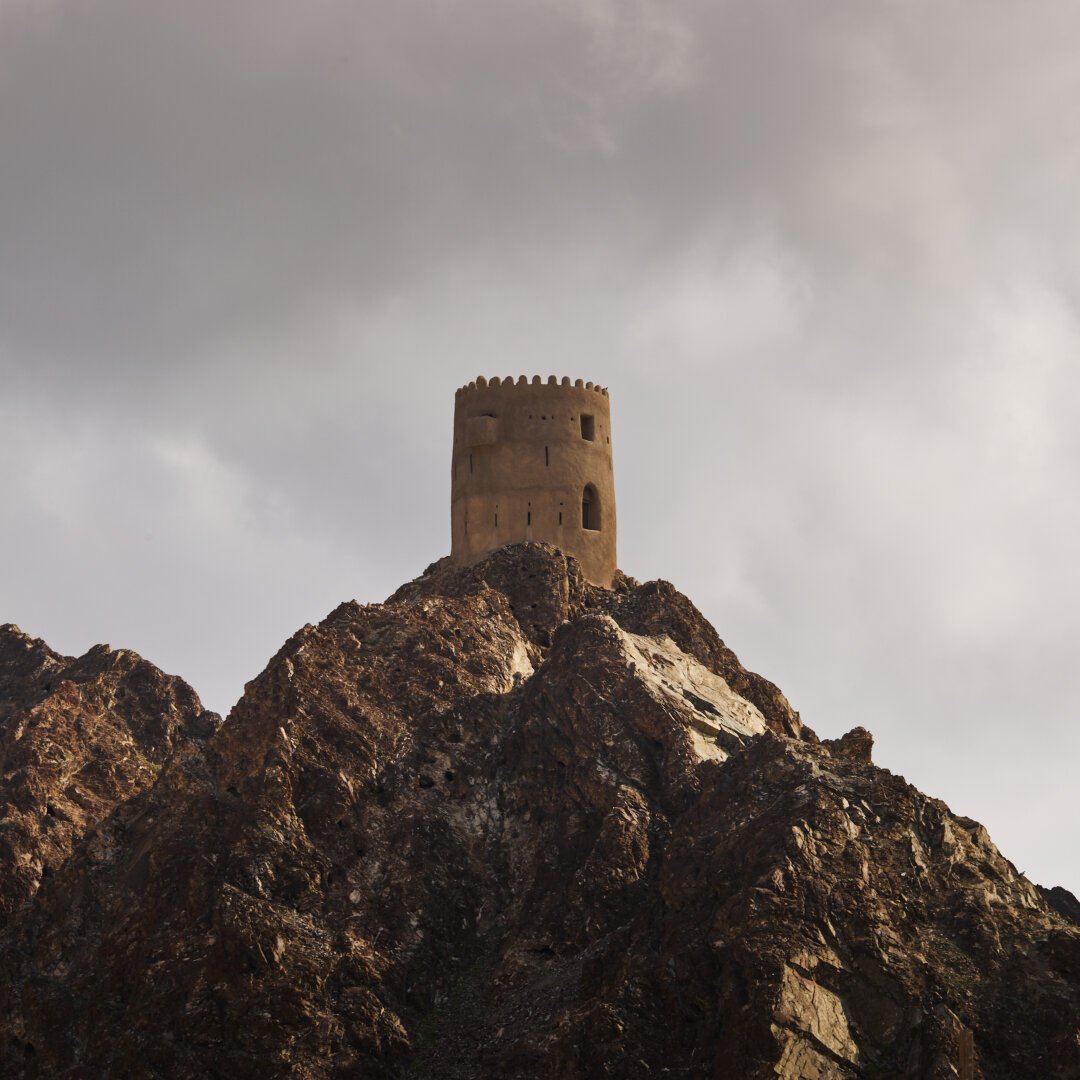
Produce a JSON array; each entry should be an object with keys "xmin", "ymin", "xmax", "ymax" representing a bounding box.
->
[{"xmin": 450, "ymin": 375, "xmax": 617, "ymax": 587}]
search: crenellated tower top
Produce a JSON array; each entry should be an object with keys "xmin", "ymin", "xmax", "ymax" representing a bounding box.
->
[{"xmin": 456, "ymin": 374, "xmax": 609, "ymax": 396}]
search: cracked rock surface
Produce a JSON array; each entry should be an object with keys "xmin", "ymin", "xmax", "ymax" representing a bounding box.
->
[
  {"xmin": 0, "ymin": 544, "xmax": 1077, "ymax": 1078},
  {"xmin": 0, "ymin": 624, "xmax": 218, "ymax": 919}
]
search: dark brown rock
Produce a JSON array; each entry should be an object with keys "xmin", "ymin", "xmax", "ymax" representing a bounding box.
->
[
  {"xmin": 824, "ymin": 725, "xmax": 874, "ymax": 763},
  {"xmin": 0, "ymin": 624, "xmax": 218, "ymax": 918},
  {"xmin": 0, "ymin": 546, "xmax": 1076, "ymax": 1078},
  {"xmin": 1039, "ymin": 884, "xmax": 1080, "ymax": 927},
  {"xmin": 395, "ymin": 543, "xmax": 802, "ymax": 738}
]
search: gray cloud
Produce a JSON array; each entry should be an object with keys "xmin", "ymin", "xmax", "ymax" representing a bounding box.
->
[{"xmin": 3, "ymin": 0, "xmax": 1080, "ymax": 889}]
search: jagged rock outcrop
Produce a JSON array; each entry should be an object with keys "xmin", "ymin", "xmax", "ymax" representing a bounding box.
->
[
  {"xmin": 1039, "ymin": 885, "xmax": 1080, "ymax": 927},
  {"xmin": 0, "ymin": 624, "xmax": 219, "ymax": 918},
  {"xmin": 0, "ymin": 545, "xmax": 1076, "ymax": 1079},
  {"xmin": 391, "ymin": 546, "xmax": 802, "ymax": 740}
]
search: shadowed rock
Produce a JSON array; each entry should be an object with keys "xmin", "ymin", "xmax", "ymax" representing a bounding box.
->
[
  {"xmin": 1039, "ymin": 884, "xmax": 1080, "ymax": 927},
  {"xmin": 0, "ymin": 547, "xmax": 1076, "ymax": 1078}
]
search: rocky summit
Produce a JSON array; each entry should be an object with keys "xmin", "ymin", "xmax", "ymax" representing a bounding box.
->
[
  {"xmin": 0, "ymin": 625, "xmax": 219, "ymax": 920},
  {"xmin": 0, "ymin": 544, "xmax": 1077, "ymax": 1079}
]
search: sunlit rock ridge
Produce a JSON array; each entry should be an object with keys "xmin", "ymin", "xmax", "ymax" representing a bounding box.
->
[{"xmin": 0, "ymin": 543, "xmax": 1077, "ymax": 1078}]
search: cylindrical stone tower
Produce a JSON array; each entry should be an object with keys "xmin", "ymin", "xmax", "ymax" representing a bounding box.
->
[{"xmin": 451, "ymin": 375, "xmax": 616, "ymax": 587}]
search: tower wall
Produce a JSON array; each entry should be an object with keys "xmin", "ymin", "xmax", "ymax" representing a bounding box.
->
[{"xmin": 451, "ymin": 375, "xmax": 617, "ymax": 587}]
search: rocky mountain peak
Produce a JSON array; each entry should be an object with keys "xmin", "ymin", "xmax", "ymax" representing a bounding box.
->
[
  {"xmin": 0, "ymin": 623, "xmax": 219, "ymax": 918},
  {"xmin": 0, "ymin": 545, "xmax": 1076, "ymax": 1078}
]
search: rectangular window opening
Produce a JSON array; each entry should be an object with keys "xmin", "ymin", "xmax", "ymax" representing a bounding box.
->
[
  {"xmin": 527, "ymin": 511, "xmax": 532, "ymax": 525},
  {"xmin": 545, "ymin": 446, "xmax": 549, "ymax": 466},
  {"xmin": 580, "ymin": 415, "xmax": 595, "ymax": 441}
]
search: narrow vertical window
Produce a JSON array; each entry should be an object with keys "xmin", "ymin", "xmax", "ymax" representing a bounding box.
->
[
  {"xmin": 469, "ymin": 453, "xmax": 474, "ymax": 474},
  {"xmin": 580, "ymin": 415, "xmax": 595, "ymax": 441},
  {"xmin": 582, "ymin": 484, "xmax": 601, "ymax": 530},
  {"xmin": 527, "ymin": 511, "xmax": 532, "ymax": 525},
  {"xmin": 559, "ymin": 511, "xmax": 563, "ymax": 525},
  {"xmin": 545, "ymin": 446, "xmax": 549, "ymax": 466}
]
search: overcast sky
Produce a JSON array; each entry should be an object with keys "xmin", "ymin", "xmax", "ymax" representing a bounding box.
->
[{"xmin": 3, "ymin": 1, "xmax": 1079, "ymax": 891}]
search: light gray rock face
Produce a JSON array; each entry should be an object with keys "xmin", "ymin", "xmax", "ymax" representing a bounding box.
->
[{"xmin": 616, "ymin": 625, "xmax": 768, "ymax": 761}]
